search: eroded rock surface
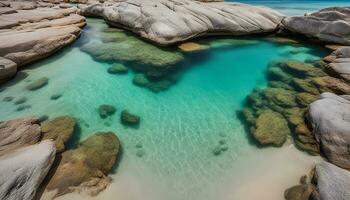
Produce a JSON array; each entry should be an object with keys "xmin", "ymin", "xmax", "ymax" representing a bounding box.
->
[
  {"xmin": 282, "ymin": 7, "xmax": 350, "ymax": 45},
  {"xmin": 0, "ymin": 2, "xmax": 85, "ymax": 82},
  {"xmin": 80, "ymin": 0, "xmax": 283, "ymax": 45},
  {"xmin": 0, "ymin": 117, "xmax": 41, "ymax": 157},
  {"xmin": 309, "ymin": 92, "xmax": 350, "ymax": 169},
  {"xmin": 0, "ymin": 140, "xmax": 56, "ymax": 200},
  {"xmin": 326, "ymin": 46, "xmax": 350, "ymax": 82}
]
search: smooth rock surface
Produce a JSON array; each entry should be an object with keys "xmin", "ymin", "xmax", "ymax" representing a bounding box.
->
[
  {"xmin": 0, "ymin": 140, "xmax": 56, "ymax": 200},
  {"xmin": 316, "ymin": 161, "xmax": 350, "ymax": 200},
  {"xmin": 0, "ymin": 56, "xmax": 17, "ymax": 83},
  {"xmin": 309, "ymin": 92, "xmax": 350, "ymax": 169},
  {"xmin": 327, "ymin": 46, "xmax": 350, "ymax": 82},
  {"xmin": 80, "ymin": 0, "xmax": 283, "ymax": 45},
  {"xmin": 282, "ymin": 7, "xmax": 350, "ymax": 45},
  {"xmin": 0, "ymin": 117, "xmax": 41, "ymax": 157}
]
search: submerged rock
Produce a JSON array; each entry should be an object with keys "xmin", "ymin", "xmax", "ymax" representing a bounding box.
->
[
  {"xmin": 309, "ymin": 93, "xmax": 350, "ymax": 169},
  {"xmin": 132, "ymin": 74, "xmax": 149, "ymax": 88},
  {"xmin": 0, "ymin": 56, "xmax": 17, "ymax": 83},
  {"xmin": 80, "ymin": 0, "xmax": 283, "ymax": 45},
  {"xmin": 98, "ymin": 104, "xmax": 116, "ymax": 119},
  {"xmin": 0, "ymin": 141, "xmax": 56, "ymax": 200},
  {"xmin": 16, "ymin": 104, "xmax": 31, "ymax": 111},
  {"xmin": 25, "ymin": 77, "xmax": 48, "ymax": 91},
  {"xmin": 178, "ymin": 42, "xmax": 209, "ymax": 52},
  {"xmin": 107, "ymin": 63, "xmax": 128, "ymax": 74},
  {"xmin": 41, "ymin": 116, "xmax": 76, "ymax": 153},
  {"xmin": 253, "ymin": 110, "xmax": 289, "ymax": 146},
  {"xmin": 281, "ymin": 60, "xmax": 326, "ymax": 78},
  {"xmin": 14, "ymin": 97, "xmax": 27, "ymax": 105},
  {"xmin": 0, "ymin": 117, "xmax": 41, "ymax": 157},
  {"xmin": 282, "ymin": 7, "xmax": 350, "ymax": 45},
  {"xmin": 44, "ymin": 132, "xmax": 119, "ymax": 197},
  {"xmin": 50, "ymin": 94, "xmax": 62, "ymax": 100},
  {"xmin": 2, "ymin": 96, "xmax": 13, "ymax": 102},
  {"xmin": 121, "ymin": 110, "xmax": 140, "ymax": 126},
  {"xmin": 326, "ymin": 46, "xmax": 350, "ymax": 82}
]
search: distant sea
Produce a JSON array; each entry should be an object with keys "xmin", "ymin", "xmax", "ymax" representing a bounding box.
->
[{"xmin": 231, "ymin": 0, "xmax": 350, "ymax": 15}]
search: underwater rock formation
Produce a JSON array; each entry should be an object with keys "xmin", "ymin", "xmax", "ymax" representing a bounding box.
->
[
  {"xmin": 107, "ymin": 63, "xmax": 128, "ymax": 74},
  {"xmin": 0, "ymin": 117, "xmax": 41, "ymax": 157},
  {"xmin": 282, "ymin": 7, "xmax": 350, "ymax": 45},
  {"xmin": 43, "ymin": 132, "xmax": 119, "ymax": 197},
  {"xmin": 98, "ymin": 104, "xmax": 116, "ymax": 119},
  {"xmin": 121, "ymin": 110, "xmax": 140, "ymax": 126},
  {"xmin": 41, "ymin": 116, "xmax": 76, "ymax": 153},
  {"xmin": 0, "ymin": 140, "xmax": 56, "ymax": 200},
  {"xmin": 80, "ymin": 0, "xmax": 283, "ymax": 45},
  {"xmin": 25, "ymin": 77, "xmax": 49, "ymax": 91},
  {"xmin": 325, "ymin": 46, "xmax": 350, "ymax": 82}
]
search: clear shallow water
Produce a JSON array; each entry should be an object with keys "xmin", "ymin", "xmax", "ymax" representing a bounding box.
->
[
  {"xmin": 234, "ymin": 0, "xmax": 350, "ymax": 15},
  {"xmin": 0, "ymin": 19, "xmax": 326, "ymax": 200}
]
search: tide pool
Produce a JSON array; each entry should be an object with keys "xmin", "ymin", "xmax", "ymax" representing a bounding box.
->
[{"xmin": 0, "ymin": 19, "xmax": 326, "ymax": 200}]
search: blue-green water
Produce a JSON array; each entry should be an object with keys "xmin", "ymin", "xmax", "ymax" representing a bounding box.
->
[
  {"xmin": 234, "ymin": 0, "xmax": 350, "ymax": 15},
  {"xmin": 1, "ymin": 19, "xmax": 327, "ymax": 200}
]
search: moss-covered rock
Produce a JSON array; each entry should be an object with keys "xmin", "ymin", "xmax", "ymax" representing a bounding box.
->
[
  {"xmin": 253, "ymin": 110, "xmax": 290, "ymax": 146},
  {"xmin": 281, "ymin": 60, "xmax": 326, "ymax": 78},
  {"xmin": 282, "ymin": 107, "xmax": 305, "ymax": 127},
  {"xmin": 107, "ymin": 63, "xmax": 128, "ymax": 74},
  {"xmin": 284, "ymin": 184, "xmax": 315, "ymax": 200},
  {"xmin": 45, "ymin": 132, "xmax": 119, "ymax": 197},
  {"xmin": 263, "ymin": 88, "xmax": 297, "ymax": 108},
  {"xmin": 41, "ymin": 116, "xmax": 76, "ymax": 153},
  {"xmin": 296, "ymin": 92, "xmax": 319, "ymax": 107},
  {"xmin": 14, "ymin": 97, "xmax": 27, "ymax": 105},
  {"xmin": 292, "ymin": 78, "xmax": 320, "ymax": 95}
]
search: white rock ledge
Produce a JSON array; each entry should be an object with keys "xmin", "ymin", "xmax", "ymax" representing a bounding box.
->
[{"xmin": 80, "ymin": 0, "xmax": 284, "ymax": 45}]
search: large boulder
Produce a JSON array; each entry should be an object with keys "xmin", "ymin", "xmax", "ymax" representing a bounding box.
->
[
  {"xmin": 41, "ymin": 116, "xmax": 76, "ymax": 153},
  {"xmin": 80, "ymin": 0, "xmax": 283, "ymax": 45},
  {"xmin": 309, "ymin": 92, "xmax": 350, "ymax": 169},
  {"xmin": 43, "ymin": 132, "xmax": 120, "ymax": 197},
  {"xmin": 326, "ymin": 46, "xmax": 350, "ymax": 82},
  {"xmin": 282, "ymin": 7, "xmax": 350, "ymax": 45},
  {"xmin": 0, "ymin": 57, "xmax": 17, "ymax": 83},
  {"xmin": 0, "ymin": 117, "xmax": 41, "ymax": 157},
  {"xmin": 316, "ymin": 161, "xmax": 350, "ymax": 200},
  {"xmin": 0, "ymin": 140, "xmax": 56, "ymax": 200}
]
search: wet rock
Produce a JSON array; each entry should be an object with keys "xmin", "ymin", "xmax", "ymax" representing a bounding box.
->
[
  {"xmin": 241, "ymin": 107, "xmax": 256, "ymax": 124},
  {"xmin": 326, "ymin": 46, "xmax": 350, "ymax": 82},
  {"xmin": 50, "ymin": 94, "xmax": 62, "ymax": 100},
  {"xmin": 38, "ymin": 115, "xmax": 49, "ymax": 122},
  {"xmin": 310, "ymin": 93, "xmax": 350, "ymax": 169},
  {"xmin": 0, "ymin": 56, "xmax": 17, "ymax": 83},
  {"xmin": 14, "ymin": 97, "xmax": 27, "ymax": 105},
  {"xmin": 16, "ymin": 104, "xmax": 31, "ymax": 111},
  {"xmin": 44, "ymin": 132, "xmax": 119, "ymax": 197},
  {"xmin": 292, "ymin": 78, "xmax": 320, "ymax": 95},
  {"xmin": 284, "ymin": 184, "xmax": 315, "ymax": 200},
  {"xmin": 3, "ymin": 96, "xmax": 13, "ymax": 102},
  {"xmin": 132, "ymin": 74, "xmax": 149, "ymax": 88},
  {"xmin": 253, "ymin": 110, "xmax": 289, "ymax": 146},
  {"xmin": 283, "ymin": 107, "xmax": 305, "ymax": 127},
  {"xmin": 80, "ymin": 0, "xmax": 283, "ymax": 45},
  {"xmin": 268, "ymin": 81, "xmax": 294, "ymax": 91},
  {"xmin": 0, "ymin": 117, "xmax": 41, "ymax": 157},
  {"xmin": 98, "ymin": 104, "xmax": 116, "ymax": 119},
  {"xmin": 0, "ymin": 141, "xmax": 56, "ymax": 200},
  {"xmin": 121, "ymin": 110, "xmax": 140, "ymax": 126},
  {"xmin": 316, "ymin": 161, "xmax": 350, "ymax": 200},
  {"xmin": 107, "ymin": 63, "xmax": 128, "ymax": 74},
  {"xmin": 312, "ymin": 76, "xmax": 350, "ymax": 95},
  {"xmin": 25, "ymin": 77, "xmax": 48, "ymax": 91},
  {"xmin": 178, "ymin": 42, "xmax": 209, "ymax": 52},
  {"xmin": 296, "ymin": 92, "xmax": 319, "ymax": 107},
  {"xmin": 282, "ymin": 7, "xmax": 350, "ymax": 45},
  {"xmin": 268, "ymin": 63, "xmax": 293, "ymax": 83},
  {"xmin": 41, "ymin": 116, "xmax": 76, "ymax": 153},
  {"xmin": 263, "ymin": 87, "xmax": 297, "ymax": 108}
]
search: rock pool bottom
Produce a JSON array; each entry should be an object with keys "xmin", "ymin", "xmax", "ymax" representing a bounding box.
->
[{"xmin": 0, "ymin": 22, "xmax": 326, "ymax": 200}]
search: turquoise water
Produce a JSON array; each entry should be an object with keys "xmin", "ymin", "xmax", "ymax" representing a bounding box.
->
[
  {"xmin": 0, "ymin": 19, "xmax": 327, "ymax": 200},
  {"xmin": 234, "ymin": 0, "xmax": 350, "ymax": 15}
]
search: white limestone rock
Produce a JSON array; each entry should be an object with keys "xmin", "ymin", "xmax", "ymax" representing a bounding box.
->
[
  {"xmin": 309, "ymin": 92, "xmax": 350, "ymax": 169},
  {"xmin": 0, "ymin": 140, "xmax": 56, "ymax": 200},
  {"xmin": 282, "ymin": 7, "xmax": 350, "ymax": 45},
  {"xmin": 80, "ymin": 0, "xmax": 283, "ymax": 45}
]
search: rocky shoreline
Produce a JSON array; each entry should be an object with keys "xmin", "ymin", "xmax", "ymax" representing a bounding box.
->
[{"xmin": 1, "ymin": 0, "xmax": 350, "ymax": 200}]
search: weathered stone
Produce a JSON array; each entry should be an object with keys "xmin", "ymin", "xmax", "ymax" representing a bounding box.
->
[
  {"xmin": 263, "ymin": 87, "xmax": 297, "ymax": 108},
  {"xmin": 80, "ymin": 0, "xmax": 283, "ymax": 45},
  {"xmin": 44, "ymin": 132, "xmax": 119, "ymax": 197},
  {"xmin": 0, "ymin": 56, "xmax": 17, "ymax": 83},
  {"xmin": 0, "ymin": 141, "xmax": 56, "ymax": 200},
  {"xmin": 0, "ymin": 117, "xmax": 41, "ymax": 157},
  {"xmin": 296, "ymin": 92, "xmax": 319, "ymax": 107},
  {"xmin": 178, "ymin": 42, "xmax": 209, "ymax": 52},
  {"xmin": 41, "ymin": 116, "xmax": 76, "ymax": 153},
  {"xmin": 281, "ymin": 60, "xmax": 325, "ymax": 78},
  {"xmin": 326, "ymin": 47, "xmax": 350, "ymax": 82},
  {"xmin": 284, "ymin": 184, "xmax": 315, "ymax": 200},
  {"xmin": 316, "ymin": 161, "xmax": 350, "ymax": 200},
  {"xmin": 253, "ymin": 110, "xmax": 290, "ymax": 146},
  {"xmin": 292, "ymin": 78, "xmax": 319, "ymax": 95},
  {"xmin": 282, "ymin": 7, "xmax": 350, "ymax": 45},
  {"xmin": 310, "ymin": 93, "xmax": 350, "ymax": 169}
]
